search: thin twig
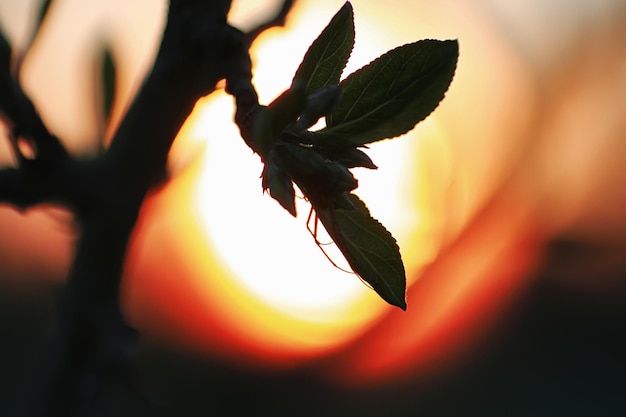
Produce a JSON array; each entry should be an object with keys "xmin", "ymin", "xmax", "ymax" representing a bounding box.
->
[
  {"xmin": 246, "ymin": 0, "xmax": 296, "ymax": 44},
  {"xmin": 0, "ymin": 72, "xmax": 69, "ymax": 163},
  {"xmin": 0, "ymin": 70, "xmax": 85, "ymax": 210},
  {"xmin": 227, "ymin": 0, "xmax": 297, "ymax": 154}
]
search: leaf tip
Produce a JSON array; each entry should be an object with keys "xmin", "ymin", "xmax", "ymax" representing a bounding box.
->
[
  {"xmin": 443, "ymin": 38, "xmax": 460, "ymax": 56},
  {"xmin": 386, "ymin": 284, "xmax": 407, "ymax": 310},
  {"xmin": 438, "ymin": 39, "xmax": 460, "ymax": 72}
]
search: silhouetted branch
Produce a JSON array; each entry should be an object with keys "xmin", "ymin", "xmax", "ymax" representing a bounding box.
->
[
  {"xmin": 246, "ymin": 0, "xmax": 296, "ymax": 44},
  {"xmin": 0, "ymin": 169, "xmax": 35, "ymax": 207},
  {"xmin": 227, "ymin": 0, "xmax": 298, "ymax": 153},
  {"xmin": 0, "ymin": 73, "xmax": 69, "ymax": 165},
  {"xmin": 1, "ymin": 0, "xmax": 299, "ymax": 415},
  {"xmin": 0, "ymin": 166, "xmax": 69, "ymax": 209},
  {"xmin": 5, "ymin": 0, "xmax": 301, "ymax": 415},
  {"xmin": 14, "ymin": 0, "xmax": 56, "ymax": 73},
  {"xmin": 0, "ymin": 59, "xmax": 97, "ymax": 213}
]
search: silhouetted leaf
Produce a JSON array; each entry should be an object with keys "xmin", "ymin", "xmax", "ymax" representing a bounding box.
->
[
  {"xmin": 101, "ymin": 47, "xmax": 116, "ymax": 124},
  {"xmin": 292, "ymin": 85, "xmax": 343, "ymax": 132},
  {"xmin": 266, "ymin": 86, "xmax": 306, "ymax": 136},
  {"xmin": 316, "ymin": 193, "xmax": 406, "ymax": 309},
  {"xmin": 292, "ymin": 2, "xmax": 354, "ymax": 95},
  {"xmin": 262, "ymin": 160, "xmax": 296, "ymax": 217},
  {"xmin": 253, "ymin": 88, "xmax": 306, "ymax": 158},
  {"xmin": 315, "ymin": 145, "xmax": 377, "ymax": 169},
  {"xmin": 324, "ymin": 39, "xmax": 458, "ymax": 145},
  {"xmin": 34, "ymin": 0, "xmax": 54, "ymax": 41},
  {"xmin": 275, "ymin": 142, "xmax": 357, "ymax": 206},
  {"xmin": 0, "ymin": 30, "xmax": 11, "ymax": 72}
]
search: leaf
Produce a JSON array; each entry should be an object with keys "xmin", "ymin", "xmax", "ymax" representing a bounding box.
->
[
  {"xmin": 324, "ymin": 39, "xmax": 459, "ymax": 146},
  {"xmin": 34, "ymin": 0, "xmax": 54, "ymax": 42},
  {"xmin": 316, "ymin": 193, "xmax": 406, "ymax": 309},
  {"xmin": 0, "ymin": 29, "xmax": 11, "ymax": 72},
  {"xmin": 101, "ymin": 47, "xmax": 116, "ymax": 124},
  {"xmin": 262, "ymin": 160, "xmax": 296, "ymax": 217},
  {"xmin": 266, "ymin": 87, "xmax": 306, "ymax": 136},
  {"xmin": 275, "ymin": 142, "xmax": 357, "ymax": 205},
  {"xmin": 315, "ymin": 145, "xmax": 377, "ymax": 169},
  {"xmin": 292, "ymin": 85, "xmax": 343, "ymax": 132},
  {"xmin": 252, "ymin": 88, "xmax": 306, "ymax": 158},
  {"xmin": 291, "ymin": 1, "xmax": 354, "ymax": 95}
]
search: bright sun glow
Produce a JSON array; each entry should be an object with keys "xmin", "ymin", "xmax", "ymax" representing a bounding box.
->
[
  {"xmin": 127, "ymin": 0, "xmax": 552, "ymax": 382},
  {"xmin": 184, "ymin": 6, "xmax": 424, "ymax": 322},
  {"xmin": 163, "ymin": 5, "xmax": 442, "ymax": 343},
  {"xmin": 4, "ymin": 0, "xmax": 571, "ymax": 385}
]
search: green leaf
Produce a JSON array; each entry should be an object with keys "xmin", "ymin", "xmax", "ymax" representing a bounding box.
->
[
  {"xmin": 18, "ymin": 0, "xmax": 54, "ymax": 71},
  {"xmin": 316, "ymin": 194, "xmax": 406, "ymax": 309},
  {"xmin": 315, "ymin": 145, "xmax": 377, "ymax": 169},
  {"xmin": 101, "ymin": 47, "xmax": 116, "ymax": 124},
  {"xmin": 262, "ymin": 161, "xmax": 296, "ymax": 217},
  {"xmin": 0, "ymin": 29, "xmax": 11, "ymax": 72},
  {"xmin": 252, "ymin": 88, "xmax": 306, "ymax": 158},
  {"xmin": 266, "ymin": 87, "xmax": 306, "ymax": 136},
  {"xmin": 324, "ymin": 39, "xmax": 459, "ymax": 146},
  {"xmin": 291, "ymin": 1, "xmax": 354, "ymax": 95},
  {"xmin": 292, "ymin": 85, "xmax": 343, "ymax": 132},
  {"xmin": 275, "ymin": 142, "xmax": 357, "ymax": 202},
  {"xmin": 34, "ymin": 0, "xmax": 54, "ymax": 41}
]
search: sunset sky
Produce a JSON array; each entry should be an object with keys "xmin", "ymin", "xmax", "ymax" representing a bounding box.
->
[{"xmin": 1, "ymin": 0, "xmax": 625, "ymax": 386}]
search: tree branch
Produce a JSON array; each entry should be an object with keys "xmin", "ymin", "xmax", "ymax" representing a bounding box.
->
[
  {"xmin": 0, "ymin": 63, "xmax": 93, "ymax": 212},
  {"xmin": 246, "ymin": 0, "xmax": 296, "ymax": 44},
  {"xmin": 6, "ymin": 0, "xmax": 299, "ymax": 415},
  {"xmin": 226, "ymin": 0, "xmax": 299, "ymax": 154},
  {"xmin": 0, "ymin": 72, "xmax": 69, "ymax": 166}
]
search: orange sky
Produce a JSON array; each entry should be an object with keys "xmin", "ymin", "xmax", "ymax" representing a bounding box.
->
[{"xmin": 1, "ymin": 0, "xmax": 626, "ymax": 382}]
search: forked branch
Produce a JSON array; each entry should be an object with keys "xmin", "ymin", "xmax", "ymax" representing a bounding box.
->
[{"xmin": 2, "ymin": 1, "xmax": 298, "ymax": 416}]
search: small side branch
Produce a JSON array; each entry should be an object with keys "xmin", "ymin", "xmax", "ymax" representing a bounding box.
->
[
  {"xmin": 0, "ymin": 168, "xmax": 35, "ymax": 208},
  {"xmin": 226, "ymin": 0, "xmax": 297, "ymax": 153},
  {"xmin": 0, "ymin": 71, "xmax": 69, "ymax": 165},
  {"xmin": 246, "ymin": 0, "xmax": 296, "ymax": 44},
  {"xmin": 0, "ymin": 68, "xmax": 92, "ymax": 211},
  {"xmin": 0, "ymin": 167, "xmax": 59, "ymax": 209}
]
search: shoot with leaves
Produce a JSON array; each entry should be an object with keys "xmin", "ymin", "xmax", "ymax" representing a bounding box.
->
[{"xmin": 247, "ymin": 2, "xmax": 458, "ymax": 310}]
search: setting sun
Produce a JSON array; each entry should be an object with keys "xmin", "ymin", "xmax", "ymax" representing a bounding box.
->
[
  {"xmin": 127, "ymin": 0, "xmax": 508, "ymax": 371},
  {"xmin": 4, "ymin": 0, "xmax": 585, "ymax": 388},
  {"xmin": 119, "ymin": 0, "xmax": 549, "ymax": 382},
  {"xmin": 154, "ymin": 1, "xmax": 438, "ymax": 357},
  {"xmin": 2, "ymin": 1, "xmax": 626, "ymax": 414}
]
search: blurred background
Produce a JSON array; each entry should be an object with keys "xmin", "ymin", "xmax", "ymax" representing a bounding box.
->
[{"xmin": 1, "ymin": 0, "xmax": 626, "ymax": 415}]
